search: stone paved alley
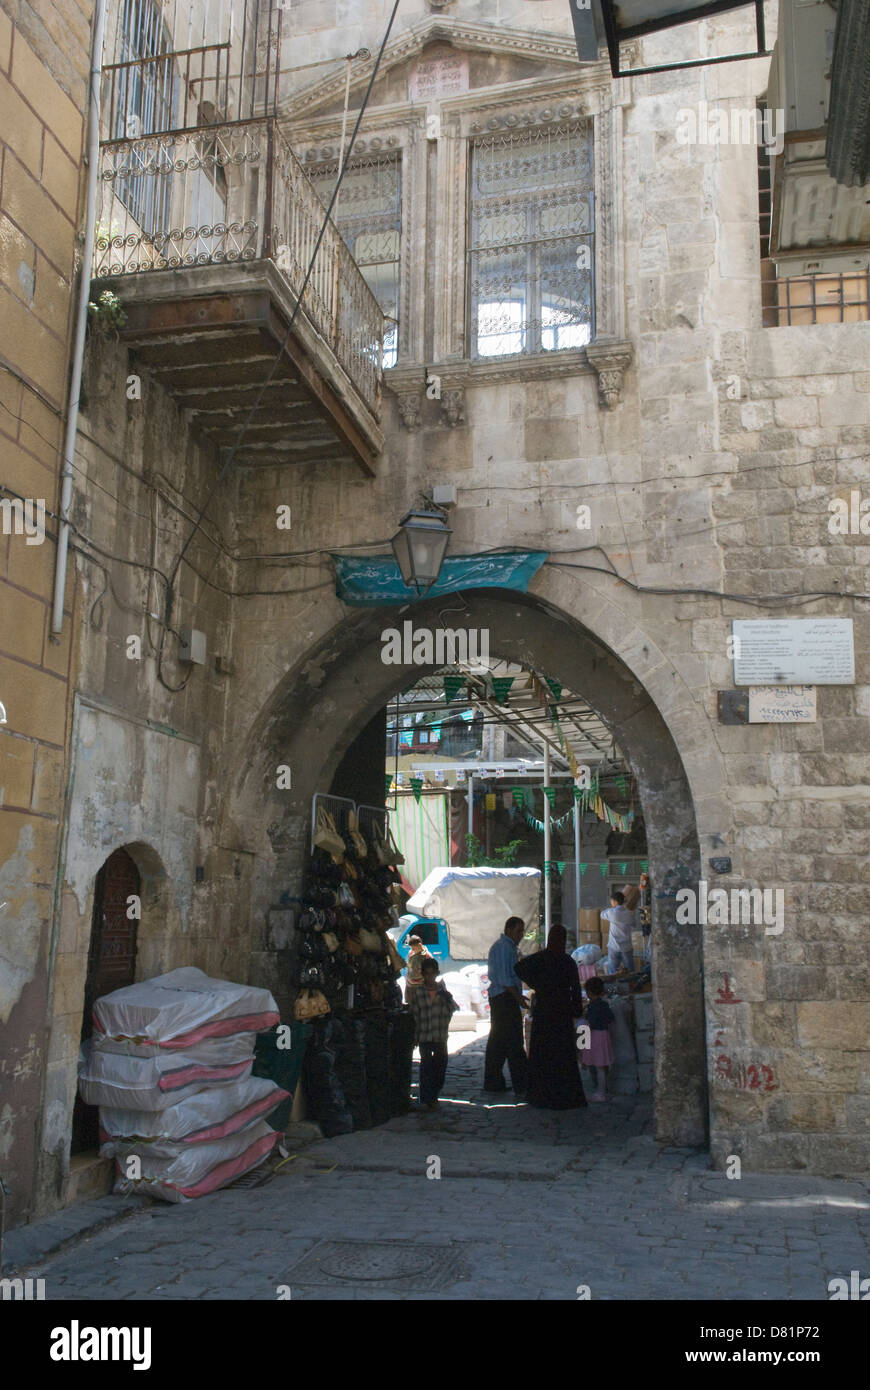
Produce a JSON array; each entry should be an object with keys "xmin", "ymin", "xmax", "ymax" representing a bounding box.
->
[{"xmin": 14, "ymin": 1028, "xmax": 870, "ymax": 1302}]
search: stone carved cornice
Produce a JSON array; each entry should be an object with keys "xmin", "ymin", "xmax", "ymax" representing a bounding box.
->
[
  {"xmin": 283, "ymin": 17, "xmax": 601, "ymax": 122},
  {"xmin": 385, "ymin": 347, "xmax": 627, "ymax": 429},
  {"xmin": 586, "ymin": 340, "xmax": 633, "ymax": 409}
]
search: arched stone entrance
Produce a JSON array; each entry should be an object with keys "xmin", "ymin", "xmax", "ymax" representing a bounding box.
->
[{"xmin": 225, "ymin": 588, "xmax": 710, "ymax": 1148}]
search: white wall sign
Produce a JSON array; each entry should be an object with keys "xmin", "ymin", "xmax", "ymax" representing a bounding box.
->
[
  {"xmin": 733, "ymin": 619, "xmax": 854, "ymax": 685},
  {"xmin": 409, "ymin": 50, "xmax": 469, "ymax": 103},
  {"xmin": 748, "ymin": 686, "xmax": 817, "ymax": 723}
]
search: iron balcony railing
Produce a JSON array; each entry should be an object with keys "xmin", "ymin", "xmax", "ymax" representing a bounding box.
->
[{"xmin": 94, "ymin": 119, "xmax": 384, "ymax": 415}]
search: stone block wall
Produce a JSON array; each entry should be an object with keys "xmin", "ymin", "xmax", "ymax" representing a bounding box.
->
[{"xmin": 0, "ymin": 0, "xmax": 90, "ymax": 1227}]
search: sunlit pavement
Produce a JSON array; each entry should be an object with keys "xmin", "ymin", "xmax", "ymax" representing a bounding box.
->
[{"xmin": 17, "ymin": 1023, "xmax": 870, "ymax": 1300}]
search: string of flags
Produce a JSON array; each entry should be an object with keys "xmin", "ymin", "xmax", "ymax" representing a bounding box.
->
[{"xmin": 512, "ymin": 784, "xmax": 634, "ymax": 834}]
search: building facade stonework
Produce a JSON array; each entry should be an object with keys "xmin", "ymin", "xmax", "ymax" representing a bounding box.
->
[{"xmin": 0, "ymin": 0, "xmax": 868, "ymax": 1228}]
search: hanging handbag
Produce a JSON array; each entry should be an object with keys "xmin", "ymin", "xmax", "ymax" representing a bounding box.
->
[
  {"xmin": 385, "ymin": 936, "xmax": 403, "ymax": 975},
  {"xmin": 383, "ymin": 822, "xmax": 405, "ymax": 866},
  {"xmin": 313, "ymin": 807, "xmax": 345, "ymax": 864},
  {"xmin": 348, "ymin": 810, "xmax": 368, "ymax": 860},
  {"xmin": 345, "ymin": 934, "xmax": 364, "ymax": 957},
  {"xmin": 293, "ymin": 988, "xmax": 330, "ymax": 1021},
  {"xmin": 322, "ymin": 931, "xmax": 340, "ymax": 954},
  {"xmin": 359, "ymin": 926, "xmax": 384, "ymax": 953}
]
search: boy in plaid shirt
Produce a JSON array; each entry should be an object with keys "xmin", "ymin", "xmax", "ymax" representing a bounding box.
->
[{"xmin": 409, "ymin": 957, "xmax": 458, "ymax": 1110}]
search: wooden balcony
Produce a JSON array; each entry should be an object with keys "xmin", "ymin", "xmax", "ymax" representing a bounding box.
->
[{"xmin": 93, "ymin": 120, "xmax": 384, "ymax": 474}]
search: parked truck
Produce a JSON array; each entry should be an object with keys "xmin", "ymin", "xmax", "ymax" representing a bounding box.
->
[{"xmin": 388, "ymin": 865, "xmax": 541, "ymax": 973}]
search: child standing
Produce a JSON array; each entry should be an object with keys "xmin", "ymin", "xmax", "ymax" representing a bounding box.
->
[
  {"xmin": 581, "ymin": 977, "xmax": 615, "ymax": 1102},
  {"xmin": 409, "ymin": 956, "xmax": 458, "ymax": 1110}
]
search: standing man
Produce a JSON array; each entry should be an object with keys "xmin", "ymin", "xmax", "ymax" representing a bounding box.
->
[
  {"xmin": 600, "ymin": 890, "xmax": 637, "ymax": 973},
  {"xmin": 483, "ymin": 916, "xmax": 528, "ymax": 1096}
]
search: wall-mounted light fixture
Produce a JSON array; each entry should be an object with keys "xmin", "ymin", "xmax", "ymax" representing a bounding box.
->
[{"xmin": 390, "ymin": 508, "xmax": 452, "ymax": 594}]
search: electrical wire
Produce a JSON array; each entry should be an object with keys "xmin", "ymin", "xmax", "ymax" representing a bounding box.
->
[{"xmin": 162, "ymin": 1, "xmax": 404, "ymax": 618}]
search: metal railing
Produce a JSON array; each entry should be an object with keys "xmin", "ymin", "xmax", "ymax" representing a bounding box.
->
[
  {"xmin": 93, "ymin": 119, "xmax": 384, "ymax": 415},
  {"xmin": 762, "ymin": 268, "xmax": 870, "ymax": 327}
]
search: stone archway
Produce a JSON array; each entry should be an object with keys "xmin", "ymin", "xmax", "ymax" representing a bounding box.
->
[{"xmin": 224, "ymin": 588, "xmax": 708, "ymax": 1147}]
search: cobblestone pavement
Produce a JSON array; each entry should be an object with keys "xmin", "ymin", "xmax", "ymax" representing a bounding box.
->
[{"xmin": 24, "ymin": 1027, "xmax": 870, "ymax": 1301}]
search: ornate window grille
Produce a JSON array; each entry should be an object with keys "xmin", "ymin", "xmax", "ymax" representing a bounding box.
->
[
  {"xmin": 468, "ymin": 123, "xmax": 594, "ymax": 359},
  {"xmin": 308, "ymin": 154, "xmax": 402, "ymax": 368}
]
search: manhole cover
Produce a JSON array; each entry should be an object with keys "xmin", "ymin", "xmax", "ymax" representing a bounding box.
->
[{"xmin": 287, "ymin": 1239, "xmax": 465, "ymax": 1291}]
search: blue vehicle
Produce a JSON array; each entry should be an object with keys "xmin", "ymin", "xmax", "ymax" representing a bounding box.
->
[{"xmin": 390, "ymin": 913, "xmax": 449, "ymax": 963}]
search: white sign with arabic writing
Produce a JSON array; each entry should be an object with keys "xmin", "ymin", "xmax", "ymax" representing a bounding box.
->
[
  {"xmin": 733, "ymin": 619, "xmax": 854, "ymax": 685},
  {"xmin": 748, "ymin": 686, "xmax": 817, "ymax": 723}
]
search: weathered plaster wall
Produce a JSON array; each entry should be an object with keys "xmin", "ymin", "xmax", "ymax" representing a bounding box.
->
[{"xmin": 0, "ymin": 0, "xmax": 91, "ymax": 1226}]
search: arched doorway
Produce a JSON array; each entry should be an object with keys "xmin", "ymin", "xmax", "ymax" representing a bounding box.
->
[
  {"xmin": 225, "ymin": 588, "xmax": 712, "ymax": 1148},
  {"xmin": 71, "ymin": 847, "xmax": 140, "ymax": 1153}
]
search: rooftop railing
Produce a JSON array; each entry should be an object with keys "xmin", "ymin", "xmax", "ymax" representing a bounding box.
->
[{"xmin": 94, "ymin": 119, "xmax": 384, "ymax": 415}]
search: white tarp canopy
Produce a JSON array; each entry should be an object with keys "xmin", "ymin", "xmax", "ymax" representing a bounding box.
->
[{"xmin": 406, "ymin": 866, "xmax": 540, "ymax": 961}]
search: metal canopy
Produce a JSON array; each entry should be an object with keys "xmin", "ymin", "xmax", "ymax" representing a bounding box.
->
[{"xmin": 581, "ymin": 0, "xmax": 768, "ymax": 77}]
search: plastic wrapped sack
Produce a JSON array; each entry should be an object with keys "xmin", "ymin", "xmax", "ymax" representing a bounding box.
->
[
  {"xmin": 440, "ymin": 972, "xmax": 472, "ymax": 1012},
  {"xmin": 98, "ymin": 1076, "xmax": 288, "ymax": 1147},
  {"xmin": 92, "ymin": 967, "xmax": 279, "ymax": 1048},
  {"xmin": 111, "ymin": 1120, "xmax": 280, "ymax": 1202},
  {"xmin": 79, "ymin": 1040, "xmax": 254, "ymax": 1111},
  {"xmin": 92, "ymin": 1029, "xmax": 256, "ymax": 1063},
  {"xmin": 571, "ymin": 944, "xmax": 602, "ymax": 963}
]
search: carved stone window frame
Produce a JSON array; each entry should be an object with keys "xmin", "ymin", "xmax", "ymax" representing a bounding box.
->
[{"xmin": 434, "ymin": 76, "xmax": 628, "ymax": 368}]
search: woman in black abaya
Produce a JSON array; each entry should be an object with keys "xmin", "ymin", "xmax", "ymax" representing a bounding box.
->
[{"xmin": 516, "ymin": 923, "xmax": 587, "ymax": 1110}]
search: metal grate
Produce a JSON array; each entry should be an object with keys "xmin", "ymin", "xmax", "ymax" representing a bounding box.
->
[
  {"xmin": 762, "ymin": 270, "xmax": 870, "ymax": 326},
  {"xmin": 468, "ymin": 123, "xmax": 594, "ymax": 359},
  {"xmin": 285, "ymin": 1238, "xmax": 468, "ymax": 1292},
  {"xmin": 311, "ymin": 794, "xmax": 355, "ymax": 848}
]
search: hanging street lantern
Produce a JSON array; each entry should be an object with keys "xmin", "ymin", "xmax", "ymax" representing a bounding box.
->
[{"xmin": 390, "ymin": 508, "xmax": 452, "ymax": 593}]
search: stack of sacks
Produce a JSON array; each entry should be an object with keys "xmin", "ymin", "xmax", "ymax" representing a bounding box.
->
[
  {"xmin": 440, "ymin": 971, "xmax": 478, "ymax": 1031},
  {"xmin": 78, "ymin": 967, "xmax": 287, "ymax": 1203},
  {"xmin": 460, "ymin": 964, "xmax": 488, "ymax": 1018}
]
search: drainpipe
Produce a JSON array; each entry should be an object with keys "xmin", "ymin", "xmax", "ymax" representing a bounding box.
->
[{"xmin": 51, "ymin": 0, "xmax": 109, "ymax": 636}]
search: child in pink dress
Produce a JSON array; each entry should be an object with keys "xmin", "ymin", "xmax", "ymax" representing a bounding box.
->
[{"xmin": 581, "ymin": 977, "xmax": 615, "ymax": 1102}]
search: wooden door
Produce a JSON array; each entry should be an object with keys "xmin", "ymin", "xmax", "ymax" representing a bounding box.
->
[{"xmin": 71, "ymin": 848, "xmax": 140, "ymax": 1153}]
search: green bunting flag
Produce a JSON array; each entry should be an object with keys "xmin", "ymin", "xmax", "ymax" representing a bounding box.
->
[
  {"xmin": 443, "ymin": 675, "xmax": 464, "ymax": 704},
  {"xmin": 385, "ymin": 774, "xmax": 393, "ymax": 797},
  {"xmin": 491, "ymin": 676, "xmax": 514, "ymax": 705},
  {"xmin": 641, "ymin": 860, "xmax": 649, "ymax": 872},
  {"xmin": 619, "ymin": 861, "xmax": 628, "ymax": 874},
  {"xmin": 573, "ymin": 785, "xmax": 584, "ymax": 802},
  {"xmin": 579, "ymin": 863, "xmax": 588, "ymax": 875},
  {"xmin": 511, "ymin": 788, "xmax": 526, "ymax": 809},
  {"xmin": 410, "ymin": 777, "xmax": 423, "ymax": 804},
  {"xmin": 557, "ymin": 861, "xmax": 566, "ymax": 874},
  {"xmin": 545, "ymin": 677, "xmax": 563, "ymax": 703},
  {"xmin": 542, "ymin": 786, "xmax": 556, "ymax": 808},
  {"xmin": 615, "ymin": 774, "xmax": 627, "ymax": 796},
  {"xmin": 599, "ymin": 863, "xmax": 608, "ymax": 877}
]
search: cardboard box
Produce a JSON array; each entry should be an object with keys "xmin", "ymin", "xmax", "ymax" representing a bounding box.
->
[
  {"xmin": 577, "ymin": 930, "xmax": 602, "ymax": 946},
  {"xmin": 578, "ymin": 908, "xmax": 601, "ymax": 934}
]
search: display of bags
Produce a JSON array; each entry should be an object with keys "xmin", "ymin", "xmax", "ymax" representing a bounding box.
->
[
  {"xmin": 313, "ymin": 807, "xmax": 345, "ymax": 863},
  {"xmin": 303, "ymin": 1016, "xmax": 353, "ymax": 1138},
  {"xmin": 347, "ymin": 810, "xmax": 368, "ymax": 859},
  {"xmin": 293, "ymin": 988, "xmax": 330, "ymax": 1021}
]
